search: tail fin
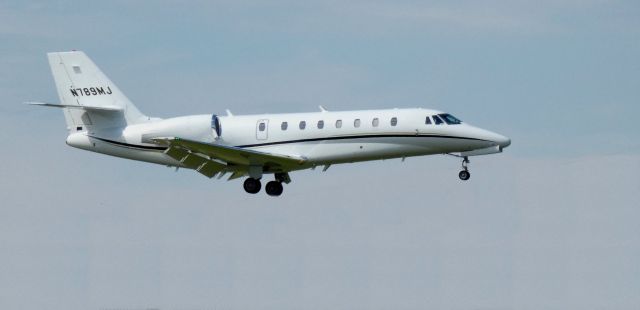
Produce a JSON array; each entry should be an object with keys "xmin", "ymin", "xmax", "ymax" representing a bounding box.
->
[{"xmin": 47, "ymin": 51, "xmax": 148, "ymax": 132}]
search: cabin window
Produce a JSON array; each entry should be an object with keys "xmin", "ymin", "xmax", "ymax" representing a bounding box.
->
[
  {"xmin": 258, "ymin": 122, "xmax": 266, "ymax": 131},
  {"xmin": 299, "ymin": 121, "xmax": 306, "ymax": 130},
  {"xmin": 281, "ymin": 122, "xmax": 288, "ymax": 130},
  {"xmin": 372, "ymin": 118, "xmax": 379, "ymax": 127},
  {"xmin": 390, "ymin": 117, "xmax": 398, "ymax": 126},
  {"xmin": 354, "ymin": 119, "xmax": 361, "ymax": 128},
  {"xmin": 425, "ymin": 116, "xmax": 432, "ymax": 125},
  {"xmin": 336, "ymin": 119, "xmax": 342, "ymax": 128},
  {"xmin": 318, "ymin": 120, "xmax": 324, "ymax": 129},
  {"xmin": 433, "ymin": 115, "xmax": 444, "ymax": 125}
]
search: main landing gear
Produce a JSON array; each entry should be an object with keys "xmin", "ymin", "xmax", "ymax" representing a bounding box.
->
[
  {"xmin": 243, "ymin": 172, "xmax": 290, "ymax": 196},
  {"xmin": 243, "ymin": 177, "xmax": 262, "ymax": 194},
  {"xmin": 265, "ymin": 181, "xmax": 283, "ymax": 196},
  {"xmin": 458, "ymin": 156, "xmax": 471, "ymax": 181}
]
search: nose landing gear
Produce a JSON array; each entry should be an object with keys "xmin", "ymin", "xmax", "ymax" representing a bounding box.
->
[{"xmin": 458, "ymin": 156, "xmax": 471, "ymax": 181}]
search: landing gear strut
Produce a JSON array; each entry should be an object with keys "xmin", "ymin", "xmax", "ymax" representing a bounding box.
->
[
  {"xmin": 243, "ymin": 178, "xmax": 262, "ymax": 194},
  {"xmin": 459, "ymin": 156, "xmax": 471, "ymax": 181}
]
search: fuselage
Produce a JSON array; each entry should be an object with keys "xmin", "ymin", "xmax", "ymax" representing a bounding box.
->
[{"xmin": 67, "ymin": 107, "xmax": 510, "ymax": 173}]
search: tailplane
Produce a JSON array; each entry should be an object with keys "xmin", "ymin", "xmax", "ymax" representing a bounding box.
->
[{"xmin": 46, "ymin": 51, "xmax": 149, "ymax": 132}]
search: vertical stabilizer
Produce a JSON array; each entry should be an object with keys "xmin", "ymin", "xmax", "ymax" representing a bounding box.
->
[{"xmin": 48, "ymin": 51, "xmax": 148, "ymax": 132}]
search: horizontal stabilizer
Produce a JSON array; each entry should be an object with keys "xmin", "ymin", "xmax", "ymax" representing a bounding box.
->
[{"xmin": 25, "ymin": 101, "xmax": 123, "ymax": 112}]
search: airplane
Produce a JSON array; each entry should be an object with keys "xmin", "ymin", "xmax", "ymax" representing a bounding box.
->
[{"xmin": 29, "ymin": 51, "xmax": 511, "ymax": 196}]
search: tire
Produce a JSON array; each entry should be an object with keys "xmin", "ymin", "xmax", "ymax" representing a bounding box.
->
[
  {"xmin": 243, "ymin": 178, "xmax": 261, "ymax": 194},
  {"xmin": 265, "ymin": 181, "xmax": 284, "ymax": 196},
  {"xmin": 458, "ymin": 170, "xmax": 470, "ymax": 181}
]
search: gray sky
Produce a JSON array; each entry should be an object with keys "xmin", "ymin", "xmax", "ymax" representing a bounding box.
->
[{"xmin": 1, "ymin": 1, "xmax": 639, "ymax": 309}]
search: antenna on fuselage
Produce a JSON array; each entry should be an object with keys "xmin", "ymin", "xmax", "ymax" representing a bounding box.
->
[
  {"xmin": 319, "ymin": 105, "xmax": 328, "ymax": 112},
  {"xmin": 226, "ymin": 109, "xmax": 233, "ymax": 117}
]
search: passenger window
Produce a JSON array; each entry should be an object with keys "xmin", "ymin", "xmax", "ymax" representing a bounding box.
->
[
  {"xmin": 281, "ymin": 122, "xmax": 288, "ymax": 130},
  {"xmin": 336, "ymin": 119, "xmax": 342, "ymax": 128},
  {"xmin": 299, "ymin": 121, "xmax": 306, "ymax": 130},
  {"xmin": 258, "ymin": 122, "xmax": 266, "ymax": 131},
  {"xmin": 390, "ymin": 117, "xmax": 398, "ymax": 126},
  {"xmin": 433, "ymin": 115, "xmax": 444, "ymax": 125},
  {"xmin": 425, "ymin": 116, "xmax": 432, "ymax": 125},
  {"xmin": 354, "ymin": 119, "xmax": 361, "ymax": 128},
  {"xmin": 318, "ymin": 120, "xmax": 324, "ymax": 129},
  {"xmin": 372, "ymin": 118, "xmax": 379, "ymax": 127}
]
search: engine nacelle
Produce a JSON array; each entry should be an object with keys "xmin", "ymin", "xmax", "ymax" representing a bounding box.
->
[{"xmin": 126, "ymin": 114, "xmax": 215, "ymax": 144}]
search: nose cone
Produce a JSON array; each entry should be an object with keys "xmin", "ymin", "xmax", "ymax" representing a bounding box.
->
[
  {"xmin": 495, "ymin": 134, "xmax": 511, "ymax": 148},
  {"xmin": 470, "ymin": 126, "xmax": 511, "ymax": 149},
  {"xmin": 462, "ymin": 125, "xmax": 511, "ymax": 150}
]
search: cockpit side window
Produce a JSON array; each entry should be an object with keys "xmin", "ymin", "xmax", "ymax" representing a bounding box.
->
[
  {"xmin": 439, "ymin": 113, "xmax": 462, "ymax": 125},
  {"xmin": 425, "ymin": 116, "xmax": 432, "ymax": 125},
  {"xmin": 211, "ymin": 114, "xmax": 221, "ymax": 136},
  {"xmin": 433, "ymin": 115, "xmax": 444, "ymax": 125}
]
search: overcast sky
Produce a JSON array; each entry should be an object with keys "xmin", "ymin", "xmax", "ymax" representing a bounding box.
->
[{"xmin": 1, "ymin": 1, "xmax": 639, "ymax": 309}]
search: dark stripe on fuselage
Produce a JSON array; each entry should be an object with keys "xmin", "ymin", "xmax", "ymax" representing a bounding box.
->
[
  {"xmin": 91, "ymin": 134, "xmax": 489, "ymax": 151},
  {"xmin": 90, "ymin": 136, "xmax": 168, "ymax": 151},
  {"xmin": 235, "ymin": 134, "xmax": 489, "ymax": 148}
]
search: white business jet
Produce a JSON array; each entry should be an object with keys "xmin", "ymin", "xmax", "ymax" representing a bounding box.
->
[{"xmin": 29, "ymin": 51, "xmax": 511, "ymax": 196}]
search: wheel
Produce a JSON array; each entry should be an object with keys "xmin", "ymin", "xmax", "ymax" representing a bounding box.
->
[
  {"xmin": 243, "ymin": 178, "xmax": 262, "ymax": 194},
  {"xmin": 265, "ymin": 181, "xmax": 284, "ymax": 196},
  {"xmin": 458, "ymin": 170, "xmax": 470, "ymax": 181}
]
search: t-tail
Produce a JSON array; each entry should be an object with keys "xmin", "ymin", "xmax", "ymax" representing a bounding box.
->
[{"xmin": 28, "ymin": 51, "xmax": 150, "ymax": 133}]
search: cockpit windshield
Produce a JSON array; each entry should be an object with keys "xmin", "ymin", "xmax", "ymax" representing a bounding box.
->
[{"xmin": 438, "ymin": 113, "xmax": 462, "ymax": 125}]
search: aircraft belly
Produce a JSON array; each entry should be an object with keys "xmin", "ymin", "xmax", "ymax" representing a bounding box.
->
[
  {"xmin": 88, "ymin": 137, "xmax": 181, "ymax": 166},
  {"xmin": 307, "ymin": 141, "xmax": 424, "ymax": 163},
  {"xmin": 80, "ymin": 134, "xmax": 494, "ymax": 172},
  {"xmin": 304, "ymin": 136, "xmax": 490, "ymax": 164}
]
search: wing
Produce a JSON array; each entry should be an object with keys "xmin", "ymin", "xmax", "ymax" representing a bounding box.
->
[{"xmin": 152, "ymin": 137, "xmax": 306, "ymax": 179}]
